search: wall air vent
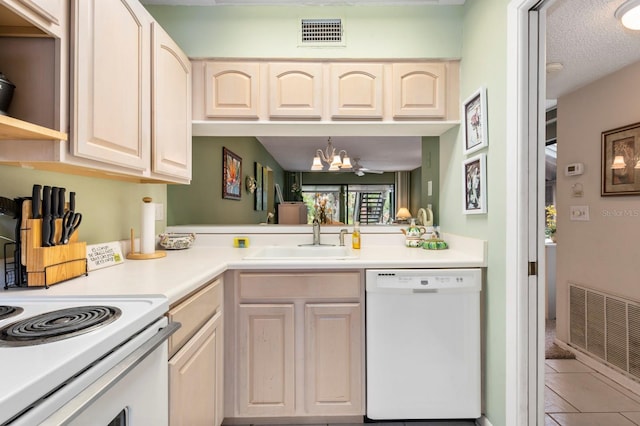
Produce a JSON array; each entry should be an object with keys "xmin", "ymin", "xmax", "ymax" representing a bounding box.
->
[
  {"xmin": 569, "ymin": 283, "xmax": 640, "ymax": 381},
  {"xmin": 300, "ymin": 18, "xmax": 345, "ymax": 46}
]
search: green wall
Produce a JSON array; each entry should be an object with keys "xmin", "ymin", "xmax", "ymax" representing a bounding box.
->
[
  {"xmin": 421, "ymin": 136, "xmax": 440, "ymax": 225},
  {"xmin": 0, "ymin": 165, "xmax": 166, "ymax": 247},
  {"xmin": 167, "ymin": 137, "xmax": 284, "ymax": 225},
  {"xmin": 438, "ymin": 1, "xmax": 509, "ymax": 424},
  {"xmin": 146, "ymin": 5, "xmax": 463, "ymax": 59}
]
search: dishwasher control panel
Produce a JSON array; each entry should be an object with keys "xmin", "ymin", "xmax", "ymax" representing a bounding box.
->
[{"xmin": 366, "ymin": 269, "xmax": 481, "ymax": 292}]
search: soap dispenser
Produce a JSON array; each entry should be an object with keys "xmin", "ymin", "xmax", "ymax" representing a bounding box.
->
[{"xmin": 352, "ymin": 221, "xmax": 361, "ymax": 249}]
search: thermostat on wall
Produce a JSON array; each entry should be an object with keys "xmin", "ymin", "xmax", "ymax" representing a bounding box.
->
[{"xmin": 565, "ymin": 163, "xmax": 584, "ymax": 176}]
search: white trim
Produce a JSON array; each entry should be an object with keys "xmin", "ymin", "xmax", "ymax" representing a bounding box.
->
[{"xmin": 506, "ymin": 0, "xmax": 544, "ymax": 425}]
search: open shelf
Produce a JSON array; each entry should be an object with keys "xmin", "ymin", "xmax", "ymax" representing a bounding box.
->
[{"xmin": 0, "ymin": 114, "xmax": 67, "ymax": 141}]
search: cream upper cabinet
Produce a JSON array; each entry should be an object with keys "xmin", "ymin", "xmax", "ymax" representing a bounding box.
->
[
  {"xmin": 268, "ymin": 62, "xmax": 323, "ymax": 119},
  {"xmin": 72, "ymin": 0, "xmax": 150, "ymax": 172},
  {"xmin": 192, "ymin": 59, "xmax": 459, "ymax": 126},
  {"xmin": 0, "ymin": 0, "xmax": 66, "ymax": 37},
  {"xmin": 205, "ymin": 62, "xmax": 259, "ymax": 118},
  {"xmin": 151, "ymin": 22, "xmax": 192, "ymax": 181},
  {"xmin": 330, "ymin": 63, "xmax": 384, "ymax": 119},
  {"xmin": 392, "ymin": 62, "xmax": 446, "ymax": 118}
]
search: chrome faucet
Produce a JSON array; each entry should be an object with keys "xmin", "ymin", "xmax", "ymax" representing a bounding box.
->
[
  {"xmin": 339, "ymin": 228, "xmax": 348, "ymax": 246},
  {"xmin": 312, "ymin": 217, "xmax": 321, "ymax": 245}
]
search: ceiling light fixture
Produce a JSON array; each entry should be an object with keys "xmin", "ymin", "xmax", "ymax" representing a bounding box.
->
[
  {"xmin": 311, "ymin": 137, "xmax": 352, "ymax": 171},
  {"xmin": 615, "ymin": 0, "xmax": 640, "ymax": 30}
]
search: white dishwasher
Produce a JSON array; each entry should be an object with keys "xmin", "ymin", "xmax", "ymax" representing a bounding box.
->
[{"xmin": 365, "ymin": 268, "xmax": 481, "ymax": 420}]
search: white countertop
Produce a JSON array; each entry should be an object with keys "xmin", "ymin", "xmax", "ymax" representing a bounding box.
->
[{"xmin": 1, "ymin": 227, "xmax": 487, "ymax": 306}]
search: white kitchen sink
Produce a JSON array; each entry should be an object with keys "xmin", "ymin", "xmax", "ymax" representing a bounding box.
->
[{"xmin": 244, "ymin": 245, "xmax": 358, "ymax": 260}]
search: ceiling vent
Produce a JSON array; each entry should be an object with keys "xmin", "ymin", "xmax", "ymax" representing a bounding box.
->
[{"xmin": 300, "ymin": 18, "xmax": 345, "ymax": 46}]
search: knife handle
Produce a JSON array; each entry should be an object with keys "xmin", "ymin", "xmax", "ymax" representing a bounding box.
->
[
  {"xmin": 69, "ymin": 192, "xmax": 76, "ymax": 213},
  {"xmin": 31, "ymin": 184, "xmax": 41, "ymax": 219},
  {"xmin": 51, "ymin": 187, "xmax": 59, "ymax": 219},
  {"xmin": 49, "ymin": 187, "xmax": 59, "ymax": 246},
  {"xmin": 41, "ymin": 186, "xmax": 52, "ymax": 247},
  {"xmin": 58, "ymin": 188, "xmax": 65, "ymax": 216}
]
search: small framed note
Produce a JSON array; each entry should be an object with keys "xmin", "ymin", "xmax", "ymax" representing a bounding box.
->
[{"xmin": 86, "ymin": 242, "xmax": 125, "ymax": 271}]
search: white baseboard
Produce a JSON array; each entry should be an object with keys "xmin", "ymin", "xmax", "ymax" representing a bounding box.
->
[
  {"xmin": 475, "ymin": 415, "xmax": 493, "ymax": 426},
  {"xmin": 554, "ymin": 338, "xmax": 640, "ymax": 397}
]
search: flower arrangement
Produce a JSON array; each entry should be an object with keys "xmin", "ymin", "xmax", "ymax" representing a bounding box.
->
[
  {"xmin": 545, "ymin": 204, "xmax": 557, "ymax": 240},
  {"xmin": 291, "ymin": 182, "xmax": 303, "ymax": 201}
]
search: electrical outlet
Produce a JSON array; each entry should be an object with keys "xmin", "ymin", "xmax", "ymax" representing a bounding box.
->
[
  {"xmin": 570, "ymin": 205, "xmax": 589, "ymax": 221},
  {"xmin": 155, "ymin": 203, "xmax": 164, "ymax": 221}
]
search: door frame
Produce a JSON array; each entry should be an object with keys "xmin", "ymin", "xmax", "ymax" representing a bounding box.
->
[{"xmin": 506, "ymin": 0, "xmax": 550, "ymax": 424}]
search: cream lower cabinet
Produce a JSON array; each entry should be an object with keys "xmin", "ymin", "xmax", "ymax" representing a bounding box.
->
[
  {"xmin": 168, "ymin": 278, "xmax": 223, "ymax": 426},
  {"xmin": 229, "ymin": 271, "xmax": 364, "ymax": 421},
  {"xmin": 304, "ymin": 303, "xmax": 362, "ymax": 415},
  {"xmin": 237, "ymin": 303, "xmax": 296, "ymax": 416}
]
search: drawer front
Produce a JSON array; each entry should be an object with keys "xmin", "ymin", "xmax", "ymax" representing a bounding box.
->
[
  {"xmin": 168, "ymin": 278, "xmax": 222, "ymax": 356},
  {"xmin": 238, "ymin": 271, "xmax": 361, "ymax": 301}
]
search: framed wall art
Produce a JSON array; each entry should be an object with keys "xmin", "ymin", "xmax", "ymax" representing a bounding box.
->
[
  {"xmin": 222, "ymin": 147, "xmax": 242, "ymax": 200},
  {"xmin": 602, "ymin": 122, "xmax": 640, "ymax": 196},
  {"xmin": 462, "ymin": 86, "xmax": 488, "ymax": 155},
  {"xmin": 463, "ymin": 153, "xmax": 487, "ymax": 214},
  {"xmin": 255, "ymin": 162, "xmax": 263, "ymax": 210}
]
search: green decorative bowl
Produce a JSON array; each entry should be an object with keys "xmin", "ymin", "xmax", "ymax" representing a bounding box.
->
[{"xmin": 422, "ymin": 239, "xmax": 448, "ymax": 250}]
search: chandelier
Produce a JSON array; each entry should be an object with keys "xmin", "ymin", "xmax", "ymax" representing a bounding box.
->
[{"xmin": 311, "ymin": 138, "xmax": 352, "ymax": 171}]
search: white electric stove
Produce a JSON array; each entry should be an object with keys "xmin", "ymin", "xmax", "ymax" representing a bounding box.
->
[{"xmin": 0, "ymin": 294, "xmax": 175, "ymax": 425}]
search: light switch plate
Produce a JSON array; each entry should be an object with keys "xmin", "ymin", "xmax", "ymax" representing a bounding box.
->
[
  {"xmin": 570, "ymin": 205, "xmax": 589, "ymax": 221},
  {"xmin": 155, "ymin": 203, "xmax": 164, "ymax": 221}
]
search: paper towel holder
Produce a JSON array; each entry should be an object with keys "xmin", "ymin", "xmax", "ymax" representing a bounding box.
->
[{"xmin": 126, "ymin": 197, "xmax": 166, "ymax": 260}]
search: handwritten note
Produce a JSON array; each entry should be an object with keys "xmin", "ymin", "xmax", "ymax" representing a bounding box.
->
[{"xmin": 86, "ymin": 242, "xmax": 125, "ymax": 271}]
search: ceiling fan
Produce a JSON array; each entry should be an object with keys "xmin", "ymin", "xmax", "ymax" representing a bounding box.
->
[{"xmin": 350, "ymin": 158, "xmax": 383, "ymax": 176}]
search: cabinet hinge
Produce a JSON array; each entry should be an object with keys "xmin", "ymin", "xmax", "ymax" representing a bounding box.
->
[{"xmin": 528, "ymin": 261, "xmax": 538, "ymax": 276}]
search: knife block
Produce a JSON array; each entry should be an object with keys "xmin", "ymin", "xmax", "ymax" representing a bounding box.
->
[{"xmin": 20, "ymin": 200, "xmax": 87, "ymax": 288}]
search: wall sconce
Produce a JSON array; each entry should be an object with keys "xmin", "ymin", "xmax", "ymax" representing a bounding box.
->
[
  {"xmin": 611, "ymin": 155, "xmax": 627, "ymax": 169},
  {"xmin": 616, "ymin": 0, "xmax": 640, "ymax": 30},
  {"xmin": 610, "ymin": 155, "xmax": 640, "ymax": 169}
]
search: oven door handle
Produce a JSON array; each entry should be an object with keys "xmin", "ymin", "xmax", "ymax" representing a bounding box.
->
[{"xmin": 44, "ymin": 320, "xmax": 181, "ymax": 425}]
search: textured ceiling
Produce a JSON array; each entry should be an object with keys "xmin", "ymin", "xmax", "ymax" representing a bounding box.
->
[{"xmin": 546, "ymin": 0, "xmax": 640, "ymax": 100}]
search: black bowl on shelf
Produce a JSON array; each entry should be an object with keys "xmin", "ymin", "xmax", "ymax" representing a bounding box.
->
[{"xmin": 0, "ymin": 72, "xmax": 16, "ymax": 116}]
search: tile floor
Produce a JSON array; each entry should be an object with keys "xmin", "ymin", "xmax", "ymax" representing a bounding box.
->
[{"xmin": 546, "ymin": 358, "xmax": 640, "ymax": 425}]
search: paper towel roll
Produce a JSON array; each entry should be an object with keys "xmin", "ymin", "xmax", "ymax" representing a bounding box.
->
[{"xmin": 140, "ymin": 198, "xmax": 156, "ymax": 254}]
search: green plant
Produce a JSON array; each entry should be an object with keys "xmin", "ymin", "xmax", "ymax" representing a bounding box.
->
[
  {"xmin": 290, "ymin": 182, "xmax": 303, "ymax": 201},
  {"xmin": 545, "ymin": 204, "xmax": 557, "ymax": 237}
]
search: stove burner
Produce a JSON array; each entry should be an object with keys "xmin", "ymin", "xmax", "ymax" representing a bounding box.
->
[
  {"xmin": 0, "ymin": 306, "xmax": 121, "ymax": 347},
  {"xmin": 0, "ymin": 306, "xmax": 24, "ymax": 321}
]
